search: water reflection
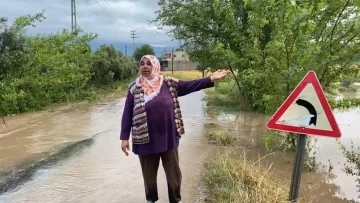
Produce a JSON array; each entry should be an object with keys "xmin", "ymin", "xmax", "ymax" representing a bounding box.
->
[
  {"xmin": 312, "ymin": 89, "xmax": 360, "ymax": 202},
  {"xmin": 210, "ymin": 91, "xmax": 360, "ymax": 202}
]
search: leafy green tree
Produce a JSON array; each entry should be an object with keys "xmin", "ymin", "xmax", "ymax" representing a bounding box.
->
[
  {"xmin": 133, "ymin": 44, "xmax": 155, "ymax": 61},
  {"xmin": 91, "ymin": 44, "xmax": 133, "ymax": 85},
  {"xmin": 20, "ymin": 28, "xmax": 97, "ymax": 105},
  {"xmin": 154, "ymin": 0, "xmax": 360, "ymax": 113},
  {"xmin": 0, "ymin": 11, "xmax": 135, "ymax": 117},
  {"xmin": 0, "ymin": 12, "xmax": 46, "ymax": 115},
  {"xmin": 154, "ymin": 0, "xmax": 360, "ymax": 150}
]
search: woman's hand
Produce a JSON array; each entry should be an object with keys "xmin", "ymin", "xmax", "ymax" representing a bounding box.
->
[
  {"xmin": 210, "ymin": 69, "xmax": 231, "ymax": 82},
  {"xmin": 121, "ymin": 140, "xmax": 130, "ymax": 156}
]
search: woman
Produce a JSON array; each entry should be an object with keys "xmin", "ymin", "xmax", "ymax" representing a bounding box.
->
[{"xmin": 120, "ymin": 54, "xmax": 229, "ymax": 203}]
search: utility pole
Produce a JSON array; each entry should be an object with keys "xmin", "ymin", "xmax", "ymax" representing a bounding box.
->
[
  {"xmin": 71, "ymin": 0, "xmax": 78, "ymax": 67},
  {"xmin": 131, "ymin": 30, "xmax": 139, "ymax": 70},
  {"xmin": 125, "ymin": 45, "xmax": 127, "ymax": 57},
  {"xmin": 171, "ymin": 48, "xmax": 174, "ymax": 74},
  {"xmin": 71, "ymin": 0, "xmax": 77, "ymax": 32}
]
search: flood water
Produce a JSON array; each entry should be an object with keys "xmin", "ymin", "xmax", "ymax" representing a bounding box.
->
[
  {"xmin": 1, "ymin": 87, "xmax": 360, "ymax": 203},
  {"xmin": 211, "ymin": 89, "xmax": 360, "ymax": 203},
  {"xmin": 312, "ymin": 90, "xmax": 360, "ymax": 202},
  {"xmin": 0, "ymin": 90, "xmax": 215, "ymax": 203}
]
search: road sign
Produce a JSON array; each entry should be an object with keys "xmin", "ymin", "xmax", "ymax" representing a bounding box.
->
[{"xmin": 266, "ymin": 70, "xmax": 341, "ymax": 138}]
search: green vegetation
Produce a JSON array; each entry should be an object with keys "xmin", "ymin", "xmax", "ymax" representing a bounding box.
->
[
  {"xmin": 339, "ymin": 140, "xmax": 360, "ymax": 195},
  {"xmin": 204, "ymin": 78, "xmax": 243, "ymax": 111},
  {"xmin": 154, "ymin": 0, "xmax": 360, "ymax": 201},
  {"xmin": 202, "ymin": 151, "xmax": 290, "ymax": 203},
  {"xmin": 154, "ymin": 0, "xmax": 360, "ymax": 114},
  {"xmin": 154, "ymin": 0, "xmax": 360, "ymax": 148},
  {"xmin": 204, "ymin": 123, "xmax": 237, "ymax": 146},
  {"xmin": 201, "ymin": 121, "xmax": 290, "ymax": 202},
  {"xmin": 162, "ymin": 70, "xmax": 204, "ymax": 80},
  {"xmin": 0, "ymin": 11, "xmax": 134, "ymax": 118},
  {"xmin": 133, "ymin": 44, "xmax": 155, "ymax": 61}
]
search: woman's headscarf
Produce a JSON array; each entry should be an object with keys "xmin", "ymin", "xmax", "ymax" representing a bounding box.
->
[{"xmin": 136, "ymin": 55, "xmax": 164, "ymax": 101}]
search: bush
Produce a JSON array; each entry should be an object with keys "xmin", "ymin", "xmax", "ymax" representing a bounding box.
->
[{"xmin": 0, "ymin": 12, "xmax": 135, "ymax": 116}]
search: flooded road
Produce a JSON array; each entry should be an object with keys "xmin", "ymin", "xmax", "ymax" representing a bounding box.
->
[
  {"xmin": 1, "ymin": 84, "xmax": 359, "ymax": 203},
  {"xmin": 0, "ymin": 90, "xmax": 215, "ymax": 203}
]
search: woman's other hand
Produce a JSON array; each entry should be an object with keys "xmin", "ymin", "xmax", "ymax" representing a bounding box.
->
[
  {"xmin": 121, "ymin": 140, "xmax": 130, "ymax": 156},
  {"xmin": 210, "ymin": 69, "xmax": 231, "ymax": 81}
]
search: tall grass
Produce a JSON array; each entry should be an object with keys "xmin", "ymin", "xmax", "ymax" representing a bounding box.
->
[
  {"xmin": 202, "ymin": 151, "xmax": 291, "ymax": 203},
  {"xmin": 205, "ymin": 79, "xmax": 242, "ymax": 110},
  {"xmin": 204, "ymin": 122, "xmax": 237, "ymax": 146}
]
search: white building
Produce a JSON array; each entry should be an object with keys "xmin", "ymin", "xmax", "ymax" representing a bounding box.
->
[{"xmin": 160, "ymin": 51, "xmax": 198, "ymax": 71}]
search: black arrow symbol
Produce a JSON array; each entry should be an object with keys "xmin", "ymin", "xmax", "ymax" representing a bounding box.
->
[{"xmin": 295, "ymin": 99, "xmax": 317, "ymax": 126}]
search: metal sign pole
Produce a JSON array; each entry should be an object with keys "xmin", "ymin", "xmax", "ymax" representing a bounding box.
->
[
  {"xmin": 288, "ymin": 133, "xmax": 307, "ymax": 202},
  {"xmin": 266, "ymin": 71, "xmax": 342, "ymax": 202}
]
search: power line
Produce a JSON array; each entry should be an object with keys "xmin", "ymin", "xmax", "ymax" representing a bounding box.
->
[
  {"xmin": 71, "ymin": 0, "xmax": 77, "ymax": 32},
  {"xmin": 93, "ymin": 0, "xmax": 133, "ymax": 31},
  {"xmin": 88, "ymin": 0, "xmax": 166, "ymax": 38}
]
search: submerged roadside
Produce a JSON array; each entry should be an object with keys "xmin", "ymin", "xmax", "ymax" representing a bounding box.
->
[{"xmin": 196, "ymin": 74, "xmax": 352, "ymax": 203}]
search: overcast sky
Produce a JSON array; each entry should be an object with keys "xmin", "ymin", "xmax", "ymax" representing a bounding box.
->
[{"xmin": 1, "ymin": 0, "xmax": 177, "ymax": 48}]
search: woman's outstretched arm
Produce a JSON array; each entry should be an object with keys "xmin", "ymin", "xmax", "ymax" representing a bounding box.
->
[{"xmin": 177, "ymin": 76, "xmax": 214, "ymax": 97}]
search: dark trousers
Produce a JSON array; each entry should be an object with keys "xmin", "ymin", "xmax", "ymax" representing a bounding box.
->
[{"xmin": 139, "ymin": 148, "xmax": 182, "ymax": 203}]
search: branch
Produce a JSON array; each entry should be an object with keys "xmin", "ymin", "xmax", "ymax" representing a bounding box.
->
[
  {"xmin": 318, "ymin": 54, "xmax": 353, "ymax": 85},
  {"xmin": 317, "ymin": 23, "xmax": 355, "ymax": 58},
  {"xmin": 333, "ymin": 33, "xmax": 358, "ymax": 54},
  {"xmin": 227, "ymin": 62, "xmax": 241, "ymax": 93},
  {"xmin": 324, "ymin": 65, "xmax": 347, "ymax": 87},
  {"xmin": 330, "ymin": 0, "xmax": 351, "ymax": 54},
  {"xmin": 227, "ymin": 62, "xmax": 251, "ymax": 108},
  {"xmin": 314, "ymin": 15, "xmax": 333, "ymax": 43},
  {"xmin": 320, "ymin": 0, "xmax": 351, "ymax": 82}
]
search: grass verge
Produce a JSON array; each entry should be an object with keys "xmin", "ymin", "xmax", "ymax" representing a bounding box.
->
[
  {"xmin": 201, "ymin": 120, "xmax": 293, "ymax": 203},
  {"xmin": 204, "ymin": 122, "xmax": 236, "ymax": 146},
  {"xmin": 201, "ymin": 82, "xmax": 305, "ymax": 203},
  {"xmin": 204, "ymin": 77, "xmax": 242, "ymax": 112},
  {"xmin": 162, "ymin": 70, "xmax": 204, "ymax": 80},
  {"xmin": 202, "ymin": 151, "xmax": 289, "ymax": 203},
  {"xmin": 91, "ymin": 77, "xmax": 136, "ymax": 99}
]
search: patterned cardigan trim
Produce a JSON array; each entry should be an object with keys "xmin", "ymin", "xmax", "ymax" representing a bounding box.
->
[{"xmin": 128, "ymin": 76, "xmax": 185, "ymax": 144}]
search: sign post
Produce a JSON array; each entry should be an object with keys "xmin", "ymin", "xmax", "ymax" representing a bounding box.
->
[
  {"xmin": 288, "ymin": 134, "xmax": 307, "ymax": 202},
  {"xmin": 266, "ymin": 71, "xmax": 341, "ymax": 202}
]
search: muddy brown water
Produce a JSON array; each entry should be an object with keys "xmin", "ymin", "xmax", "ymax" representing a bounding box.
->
[
  {"xmin": 211, "ymin": 89, "xmax": 360, "ymax": 203},
  {"xmin": 0, "ymin": 88, "xmax": 359, "ymax": 203},
  {"xmin": 0, "ymin": 91, "xmax": 216, "ymax": 203}
]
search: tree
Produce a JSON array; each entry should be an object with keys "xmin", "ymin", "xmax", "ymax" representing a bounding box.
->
[
  {"xmin": 91, "ymin": 44, "xmax": 133, "ymax": 85},
  {"xmin": 153, "ymin": 0, "xmax": 360, "ymax": 150},
  {"xmin": 133, "ymin": 44, "xmax": 155, "ymax": 61},
  {"xmin": 154, "ymin": 0, "xmax": 360, "ymax": 113},
  {"xmin": 0, "ymin": 11, "xmax": 135, "ymax": 117}
]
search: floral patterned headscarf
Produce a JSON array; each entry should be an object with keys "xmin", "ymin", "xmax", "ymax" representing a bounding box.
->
[{"xmin": 136, "ymin": 55, "xmax": 164, "ymax": 101}]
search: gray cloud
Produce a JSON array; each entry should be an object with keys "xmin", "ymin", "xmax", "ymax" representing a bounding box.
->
[{"xmin": 0, "ymin": 0, "xmax": 175, "ymax": 46}]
